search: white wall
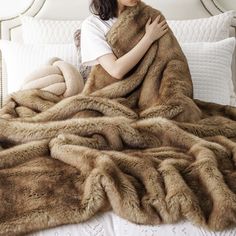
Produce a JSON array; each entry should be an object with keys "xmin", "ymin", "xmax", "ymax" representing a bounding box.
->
[{"xmin": 0, "ymin": 0, "xmax": 33, "ymax": 18}]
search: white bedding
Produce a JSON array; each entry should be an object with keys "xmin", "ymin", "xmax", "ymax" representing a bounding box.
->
[{"xmin": 30, "ymin": 211, "xmax": 236, "ymax": 236}]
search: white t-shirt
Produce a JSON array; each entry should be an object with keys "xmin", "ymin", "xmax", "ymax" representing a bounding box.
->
[{"xmin": 80, "ymin": 14, "xmax": 117, "ymax": 66}]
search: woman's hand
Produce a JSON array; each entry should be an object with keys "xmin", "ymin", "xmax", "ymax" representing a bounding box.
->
[
  {"xmin": 144, "ymin": 15, "xmax": 169, "ymax": 44},
  {"xmin": 98, "ymin": 15, "xmax": 169, "ymax": 80}
]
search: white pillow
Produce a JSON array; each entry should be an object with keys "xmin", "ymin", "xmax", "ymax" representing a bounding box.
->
[
  {"xmin": 0, "ymin": 40, "xmax": 79, "ymax": 95},
  {"xmin": 168, "ymin": 10, "xmax": 235, "ymax": 43},
  {"xmin": 180, "ymin": 37, "xmax": 236, "ymax": 105},
  {"xmin": 0, "ymin": 38, "xmax": 235, "ymax": 106},
  {"xmin": 20, "ymin": 11, "xmax": 235, "ymax": 44},
  {"xmin": 20, "ymin": 15, "xmax": 82, "ymax": 44}
]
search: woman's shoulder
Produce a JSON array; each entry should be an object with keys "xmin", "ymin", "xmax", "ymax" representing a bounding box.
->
[
  {"xmin": 80, "ymin": 15, "xmax": 99, "ymax": 36},
  {"xmin": 81, "ymin": 14, "xmax": 117, "ymax": 31},
  {"xmin": 82, "ymin": 14, "xmax": 101, "ymax": 27}
]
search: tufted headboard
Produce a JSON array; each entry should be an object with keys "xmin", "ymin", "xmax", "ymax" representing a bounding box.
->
[{"xmin": 0, "ymin": 0, "xmax": 235, "ymax": 107}]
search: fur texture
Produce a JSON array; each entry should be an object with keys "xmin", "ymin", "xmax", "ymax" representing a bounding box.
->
[{"xmin": 0, "ymin": 2, "xmax": 236, "ymax": 235}]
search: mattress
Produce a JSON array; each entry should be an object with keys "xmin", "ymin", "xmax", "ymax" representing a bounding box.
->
[{"xmin": 30, "ymin": 211, "xmax": 236, "ymax": 236}]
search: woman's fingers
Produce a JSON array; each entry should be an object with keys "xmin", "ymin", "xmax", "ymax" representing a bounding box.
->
[
  {"xmin": 154, "ymin": 14, "xmax": 161, "ymax": 23},
  {"xmin": 162, "ymin": 28, "xmax": 169, "ymax": 34},
  {"xmin": 159, "ymin": 19, "xmax": 166, "ymax": 27},
  {"xmin": 161, "ymin": 24, "xmax": 169, "ymax": 30}
]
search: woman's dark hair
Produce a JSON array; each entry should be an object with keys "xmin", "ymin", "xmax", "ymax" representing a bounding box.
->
[{"xmin": 89, "ymin": 0, "xmax": 118, "ymax": 20}]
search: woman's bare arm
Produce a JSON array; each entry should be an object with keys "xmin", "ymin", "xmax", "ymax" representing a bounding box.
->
[{"xmin": 98, "ymin": 15, "xmax": 168, "ymax": 80}]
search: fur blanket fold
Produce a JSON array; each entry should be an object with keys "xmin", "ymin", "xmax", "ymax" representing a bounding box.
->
[{"xmin": 0, "ymin": 1, "xmax": 236, "ymax": 235}]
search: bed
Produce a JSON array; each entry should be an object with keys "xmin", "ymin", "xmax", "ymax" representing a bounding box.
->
[{"xmin": 0, "ymin": 0, "xmax": 236, "ymax": 235}]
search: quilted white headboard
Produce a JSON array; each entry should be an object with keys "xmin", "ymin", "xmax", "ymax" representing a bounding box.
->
[{"xmin": 0, "ymin": 0, "xmax": 235, "ymax": 107}]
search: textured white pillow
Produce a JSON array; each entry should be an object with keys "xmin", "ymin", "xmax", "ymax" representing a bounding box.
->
[
  {"xmin": 0, "ymin": 38, "xmax": 235, "ymax": 106},
  {"xmin": 20, "ymin": 11, "xmax": 235, "ymax": 44},
  {"xmin": 20, "ymin": 15, "xmax": 82, "ymax": 44},
  {"xmin": 168, "ymin": 10, "xmax": 235, "ymax": 43},
  {"xmin": 180, "ymin": 37, "xmax": 236, "ymax": 105},
  {"xmin": 0, "ymin": 40, "xmax": 79, "ymax": 95}
]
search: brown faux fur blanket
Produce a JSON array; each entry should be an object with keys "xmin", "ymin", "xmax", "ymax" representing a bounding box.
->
[{"xmin": 0, "ymin": 2, "xmax": 236, "ymax": 235}]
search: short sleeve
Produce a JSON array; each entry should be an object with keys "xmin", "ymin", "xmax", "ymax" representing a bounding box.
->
[{"xmin": 80, "ymin": 19, "xmax": 113, "ymax": 66}]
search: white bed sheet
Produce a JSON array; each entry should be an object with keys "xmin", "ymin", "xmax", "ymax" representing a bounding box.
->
[{"xmin": 30, "ymin": 211, "xmax": 236, "ymax": 236}]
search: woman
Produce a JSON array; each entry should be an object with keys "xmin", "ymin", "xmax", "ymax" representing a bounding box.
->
[{"xmin": 80, "ymin": 0, "xmax": 168, "ymax": 80}]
